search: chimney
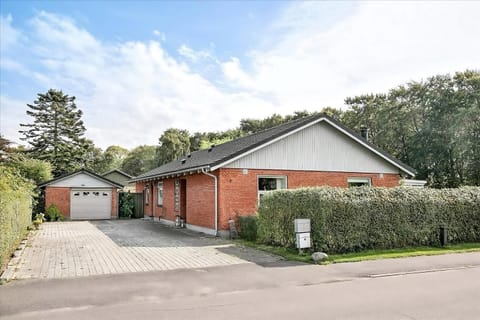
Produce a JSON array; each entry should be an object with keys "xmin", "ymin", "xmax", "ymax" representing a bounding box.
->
[{"xmin": 360, "ymin": 127, "xmax": 369, "ymax": 141}]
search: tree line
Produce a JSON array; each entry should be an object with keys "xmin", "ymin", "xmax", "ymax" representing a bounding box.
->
[{"xmin": 2, "ymin": 70, "xmax": 478, "ymax": 188}]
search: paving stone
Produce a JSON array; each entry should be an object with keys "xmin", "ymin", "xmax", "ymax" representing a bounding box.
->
[{"xmin": 1, "ymin": 220, "xmax": 279, "ymax": 280}]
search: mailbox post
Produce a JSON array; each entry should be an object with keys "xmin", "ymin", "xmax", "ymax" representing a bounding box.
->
[{"xmin": 294, "ymin": 219, "xmax": 311, "ymax": 253}]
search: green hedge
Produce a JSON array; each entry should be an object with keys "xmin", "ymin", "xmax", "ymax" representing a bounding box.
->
[
  {"xmin": 238, "ymin": 215, "xmax": 258, "ymax": 241},
  {"xmin": 0, "ymin": 166, "xmax": 35, "ymax": 270},
  {"xmin": 257, "ymin": 187, "xmax": 480, "ymax": 253}
]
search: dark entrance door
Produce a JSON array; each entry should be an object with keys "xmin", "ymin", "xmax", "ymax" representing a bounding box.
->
[{"xmin": 180, "ymin": 179, "xmax": 187, "ymax": 221}]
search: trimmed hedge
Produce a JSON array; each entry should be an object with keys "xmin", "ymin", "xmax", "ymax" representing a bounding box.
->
[
  {"xmin": 257, "ymin": 187, "xmax": 480, "ymax": 253},
  {"xmin": 238, "ymin": 215, "xmax": 258, "ymax": 241},
  {"xmin": 0, "ymin": 166, "xmax": 35, "ymax": 270}
]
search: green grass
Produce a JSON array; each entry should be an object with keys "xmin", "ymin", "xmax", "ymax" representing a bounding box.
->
[{"xmin": 235, "ymin": 240, "xmax": 480, "ymax": 264}]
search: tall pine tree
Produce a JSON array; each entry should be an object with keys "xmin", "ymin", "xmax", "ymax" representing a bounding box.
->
[{"xmin": 20, "ymin": 89, "xmax": 90, "ymax": 176}]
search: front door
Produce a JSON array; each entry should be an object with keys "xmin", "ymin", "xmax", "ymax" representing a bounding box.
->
[{"xmin": 180, "ymin": 179, "xmax": 187, "ymax": 221}]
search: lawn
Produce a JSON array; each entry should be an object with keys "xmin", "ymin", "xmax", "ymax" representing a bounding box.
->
[{"xmin": 236, "ymin": 240, "xmax": 480, "ymax": 264}]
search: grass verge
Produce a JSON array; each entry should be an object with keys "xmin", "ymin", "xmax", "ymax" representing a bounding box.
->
[{"xmin": 235, "ymin": 240, "xmax": 480, "ymax": 264}]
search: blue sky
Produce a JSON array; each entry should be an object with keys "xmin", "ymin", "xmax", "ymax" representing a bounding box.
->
[{"xmin": 1, "ymin": 1, "xmax": 479, "ymax": 149}]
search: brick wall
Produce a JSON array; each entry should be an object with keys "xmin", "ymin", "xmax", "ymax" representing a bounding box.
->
[
  {"xmin": 111, "ymin": 190, "xmax": 118, "ymax": 218},
  {"xmin": 45, "ymin": 186, "xmax": 118, "ymax": 219},
  {"xmin": 184, "ymin": 174, "xmax": 215, "ymax": 229},
  {"xmin": 217, "ymin": 168, "xmax": 401, "ymax": 230},
  {"xmin": 45, "ymin": 187, "xmax": 71, "ymax": 218},
  {"xmin": 135, "ymin": 169, "xmax": 400, "ymax": 232},
  {"xmin": 136, "ymin": 174, "xmax": 216, "ymax": 229}
]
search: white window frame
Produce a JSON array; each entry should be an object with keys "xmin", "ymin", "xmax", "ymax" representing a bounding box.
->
[
  {"xmin": 348, "ymin": 177, "xmax": 372, "ymax": 187},
  {"xmin": 157, "ymin": 181, "xmax": 164, "ymax": 206},
  {"xmin": 257, "ymin": 175, "xmax": 287, "ymax": 205}
]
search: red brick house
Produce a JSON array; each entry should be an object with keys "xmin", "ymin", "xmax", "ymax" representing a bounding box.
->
[
  {"xmin": 132, "ymin": 114, "xmax": 416, "ymax": 236},
  {"xmin": 40, "ymin": 169, "xmax": 123, "ymax": 220}
]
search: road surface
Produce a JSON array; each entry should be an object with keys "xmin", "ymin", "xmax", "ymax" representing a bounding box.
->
[{"xmin": 1, "ymin": 253, "xmax": 480, "ymax": 319}]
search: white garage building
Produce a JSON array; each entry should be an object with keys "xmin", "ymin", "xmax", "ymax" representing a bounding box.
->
[{"xmin": 41, "ymin": 169, "xmax": 123, "ymax": 220}]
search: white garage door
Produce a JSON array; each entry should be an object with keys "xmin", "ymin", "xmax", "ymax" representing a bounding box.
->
[{"xmin": 71, "ymin": 189, "xmax": 112, "ymax": 220}]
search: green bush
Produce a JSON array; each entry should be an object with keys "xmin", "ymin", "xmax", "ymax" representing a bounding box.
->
[
  {"xmin": 257, "ymin": 187, "xmax": 480, "ymax": 254},
  {"xmin": 119, "ymin": 192, "xmax": 134, "ymax": 218},
  {"xmin": 45, "ymin": 204, "xmax": 65, "ymax": 221},
  {"xmin": 0, "ymin": 166, "xmax": 34, "ymax": 270},
  {"xmin": 238, "ymin": 215, "xmax": 258, "ymax": 241}
]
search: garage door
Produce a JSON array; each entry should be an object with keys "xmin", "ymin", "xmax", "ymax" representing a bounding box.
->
[{"xmin": 71, "ymin": 189, "xmax": 112, "ymax": 220}]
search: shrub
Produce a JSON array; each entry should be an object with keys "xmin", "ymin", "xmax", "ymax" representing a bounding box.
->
[
  {"xmin": 257, "ymin": 187, "xmax": 480, "ymax": 254},
  {"xmin": 119, "ymin": 192, "xmax": 134, "ymax": 218},
  {"xmin": 0, "ymin": 166, "xmax": 34, "ymax": 270},
  {"xmin": 45, "ymin": 204, "xmax": 65, "ymax": 221},
  {"xmin": 238, "ymin": 215, "xmax": 258, "ymax": 241}
]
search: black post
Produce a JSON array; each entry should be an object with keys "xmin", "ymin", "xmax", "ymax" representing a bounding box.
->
[{"xmin": 439, "ymin": 226, "xmax": 447, "ymax": 246}]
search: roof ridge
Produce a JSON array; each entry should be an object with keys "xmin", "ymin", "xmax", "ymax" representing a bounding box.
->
[{"xmin": 133, "ymin": 114, "xmax": 322, "ymax": 180}]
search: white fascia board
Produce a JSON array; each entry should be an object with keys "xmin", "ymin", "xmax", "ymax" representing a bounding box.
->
[{"xmin": 211, "ymin": 117, "xmax": 415, "ymax": 177}]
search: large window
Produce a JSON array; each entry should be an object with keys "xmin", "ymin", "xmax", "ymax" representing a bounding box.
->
[
  {"xmin": 157, "ymin": 181, "xmax": 164, "ymax": 206},
  {"xmin": 258, "ymin": 176, "xmax": 287, "ymax": 204},
  {"xmin": 348, "ymin": 177, "xmax": 371, "ymax": 187}
]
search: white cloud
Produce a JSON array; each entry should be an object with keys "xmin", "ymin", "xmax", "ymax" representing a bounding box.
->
[
  {"xmin": 221, "ymin": 57, "xmax": 255, "ymax": 89},
  {"xmin": 2, "ymin": 3, "xmax": 479, "ymax": 150},
  {"xmin": 0, "ymin": 95, "xmax": 30, "ymax": 146},
  {"xmin": 0, "ymin": 15, "xmax": 21, "ymax": 51},
  {"xmin": 1, "ymin": 12, "xmax": 275, "ymax": 149},
  {"xmin": 153, "ymin": 29, "xmax": 166, "ymax": 41},
  {"xmin": 223, "ymin": 1, "xmax": 480, "ymax": 110},
  {"xmin": 178, "ymin": 44, "xmax": 216, "ymax": 63}
]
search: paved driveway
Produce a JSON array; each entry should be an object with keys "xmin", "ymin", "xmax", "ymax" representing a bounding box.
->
[{"xmin": 2, "ymin": 220, "xmax": 282, "ymax": 280}]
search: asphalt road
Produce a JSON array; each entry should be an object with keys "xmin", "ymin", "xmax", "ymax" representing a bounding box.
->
[{"xmin": 1, "ymin": 253, "xmax": 480, "ymax": 319}]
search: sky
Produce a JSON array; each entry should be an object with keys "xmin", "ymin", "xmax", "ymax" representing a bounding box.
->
[{"xmin": 1, "ymin": 1, "xmax": 479, "ymax": 150}]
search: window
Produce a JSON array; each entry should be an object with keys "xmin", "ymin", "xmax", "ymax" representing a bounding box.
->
[
  {"xmin": 258, "ymin": 176, "xmax": 287, "ymax": 204},
  {"xmin": 157, "ymin": 181, "xmax": 164, "ymax": 206},
  {"xmin": 145, "ymin": 185, "xmax": 150, "ymax": 205},
  {"xmin": 348, "ymin": 177, "xmax": 371, "ymax": 187}
]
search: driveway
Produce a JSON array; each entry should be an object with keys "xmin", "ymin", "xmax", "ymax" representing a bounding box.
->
[{"xmin": 1, "ymin": 220, "xmax": 283, "ymax": 280}]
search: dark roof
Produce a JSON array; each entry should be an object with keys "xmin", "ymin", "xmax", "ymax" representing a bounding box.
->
[
  {"xmin": 102, "ymin": 169, "xmax": 133, "ymax": 179},
  {"xmin": 39, "ymin": 168, "xmax": 124, "ymax": 188},
  {"xmin": 132, "ymin": 114, "xmax": 416, "ymax": 181}
]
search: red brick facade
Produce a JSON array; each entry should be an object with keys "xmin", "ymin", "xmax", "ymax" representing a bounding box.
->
[
  {"xmin": 45, "ymin": 187, "xmax": 71, "ymax": 217},
  {"xmin": 138, "ymin": 173, "xmax": 216, "ymax": 229},
  {"xmin": 137, "ymin": 169, "xmax": 401, "ymax": 233},
  {"xmin": 44, "ymin": 186, "xmax": 118, "ymax": 219}
]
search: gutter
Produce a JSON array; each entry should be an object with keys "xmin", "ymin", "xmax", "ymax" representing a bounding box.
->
[{"xmin": 201, "ymin": 168, "xmax": 218, "ymax": 236}]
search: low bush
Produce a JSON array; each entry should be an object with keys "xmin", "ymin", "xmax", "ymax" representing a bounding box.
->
[
  {"xmin": 119, "ymin": 192, "xmax": 134, "ymax": 218},
  {"xmin": 238, "ymin": 215, "xmax": 258, "ymax": 241},
  {"xmin": 257, "ymin": 187, "xmax": 480, "ymax": 254},
  {"xmin": 0, "ymin": 166, "xmax": 34, "ymax": 270},
  {"xmin": 45, "ymin": 204, "xmax": 65, "ymax": 221}
]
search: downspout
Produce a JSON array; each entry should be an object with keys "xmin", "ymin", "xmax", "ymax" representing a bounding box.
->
[{"xmin": 201, "ymin": 168, "xmax": 218, "ymax": 236}]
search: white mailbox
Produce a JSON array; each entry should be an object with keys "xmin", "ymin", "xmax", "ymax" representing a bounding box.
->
[
  {"xmin": 296, "ymin": 232, "xmax": 311, "ymax": 249},
  {"xmin": 294, "ymin": 219, "xmax": 311, "ymax": 233}
]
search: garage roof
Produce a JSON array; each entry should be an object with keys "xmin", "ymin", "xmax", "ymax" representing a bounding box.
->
[{"xmin": 39, "ymin": 169, "xmax": 124, "ymax": 188}]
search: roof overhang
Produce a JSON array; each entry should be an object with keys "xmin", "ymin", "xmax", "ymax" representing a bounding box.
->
[{"xmin": 130, "ymin": 165, "xmax": 211, "ymax": 183}]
